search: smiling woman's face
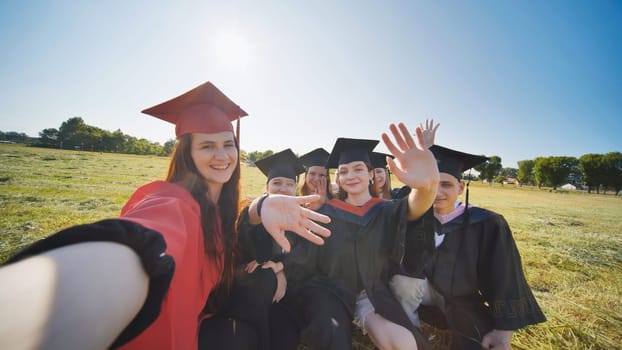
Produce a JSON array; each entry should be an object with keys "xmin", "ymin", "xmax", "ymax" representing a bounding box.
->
[
  {"xmin": 267, "ymin": 176, "xmax": 297, "ymax": 196},
  {"xmin": 190, "ymin": 131, "xmax": 238, "ymax": 189},
  {"xmin": 337, "ymin": 161, "xmax": 373, "ymax": 196}
]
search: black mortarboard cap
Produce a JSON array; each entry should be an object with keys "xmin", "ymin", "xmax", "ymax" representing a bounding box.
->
[
  {"xmin": 326, "ymin": 138, "xmax": 379, "ymax": 168},
  {"xmin": 430, "ymin": 145, "xmax": 488, "ymax": 180},
  {"xmin": 299, "ymin": 148, "xmax": 330, "ymax": 169},
  {"xmin": 370, "ymin": 152, "xmax": 394, "ymax": 169},
  {"xmin": 255, "ymin": 148, "xmax": 305, "ymax": 181}
]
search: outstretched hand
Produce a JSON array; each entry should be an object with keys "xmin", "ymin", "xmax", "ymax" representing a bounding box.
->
[
  {"xmin": 419, "ymin": 118, "xmax": 440, "ymax": 149},
  {"xmin": 481, "ymin": 329, "xmax": 513, "ymax": 349},
  {"xmin": 382, "ymin": 123, "xmax": 439, "ymax": 191},
  {"xmin": 306, "ymin": 176, "xmax": 328, "ymax": 210},
  {"xmin": 260, "ymin": 194, "xmax": 331, "ymax": 252}
]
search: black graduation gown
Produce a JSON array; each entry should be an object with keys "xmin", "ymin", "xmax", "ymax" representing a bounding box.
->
[
  {"xmin": 200, "ymin": 207, "xmax": 299, "ymax": 350},
  {"xmin": 422, "ymin": 206, "xmax": 546, "ymax": 349},
  {"xmin": 283, "ymin": 197, "xmax": 432, "ymax": 350}
]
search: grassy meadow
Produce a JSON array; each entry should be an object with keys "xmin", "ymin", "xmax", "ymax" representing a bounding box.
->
[{"xmin": 1, "ymin": 144, "xmax": 621, "ymax": 349}]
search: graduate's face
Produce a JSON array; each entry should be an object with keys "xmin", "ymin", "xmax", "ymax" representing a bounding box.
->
[
  {"xmin": 337, "ymin": 161, "xmax": 373, "ymax": 195},
  {"xmin": 191, "ymin": 132, "xmax": 238, "ymax": 189},
  {"xmin": 373, "ymin": 168, "xmax": 387, "ymax": 189},
  {"xmin": 267, "ymin": 176, "xmax": 297, "ymax": 196},
  {"xmin": 434, "ymin": 172, "xmax": 465, "ymax": 215},
  {"xmin": 305, "ymin": 166, "xmax": 328, "ymax": 185}
]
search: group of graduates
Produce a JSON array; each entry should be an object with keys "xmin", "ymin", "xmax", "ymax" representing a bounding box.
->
[{"xmin": 0, "ymin": 81, "xmax": 545, "ymax": 350}]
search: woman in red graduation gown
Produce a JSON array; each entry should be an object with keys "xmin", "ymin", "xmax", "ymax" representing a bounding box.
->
[{"xmin": 0, "ymin": 82, "xmax": 330, "ymax": 350}]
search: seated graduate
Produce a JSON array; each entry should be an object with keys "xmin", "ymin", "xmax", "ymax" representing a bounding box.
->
[
  {"xmin": 0, "ymin": 82, "xmax": 330, "ymax": 350},
  {"xmin": 199, "ymin": 148, "xmax": 306, "ymax": 350},
  {"xmin": 274, "ymin": 123, "xmax": 439, "ymax": 350},
  {"xmin": 390, "ymin": 145, "xmax": 546, "ymax": 350},
  {"xmin": 298, "ymin": 148, "xmax": 334, "ymax": 209}
]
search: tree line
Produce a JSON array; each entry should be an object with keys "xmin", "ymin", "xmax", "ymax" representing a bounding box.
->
[
  {"xmin": 2, "ymin": 117, "xmax": 176, "ymax": 156},
  {"xmin": 473, "ymin": 153, "xmax": 621, "ymax": 194},
  {"xmin": 2, "ymin": 118, "xmax": 620, "ymax": 194}
]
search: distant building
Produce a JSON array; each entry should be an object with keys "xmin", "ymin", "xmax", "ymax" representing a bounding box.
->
[
  {"xmin": 561, "ymin": 183, "xmax": 584, "ymax": 190},
  {"xmin": 503, "ymin": 177, "xmax": 519, "ymax": 185}
]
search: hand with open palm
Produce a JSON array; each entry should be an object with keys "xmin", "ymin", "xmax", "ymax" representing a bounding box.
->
[{"xmin": 382, "ymin": 123, "xmax": 439, "ymax": 192}]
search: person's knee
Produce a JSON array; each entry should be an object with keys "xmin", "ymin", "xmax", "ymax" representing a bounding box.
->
[
  {"xmin": 302, "ymin": 314, "xmax": 352, "ymax": 350},
  {"xmin": 390, "ymin": 275, "xmax": 427, "ymax": 305}
]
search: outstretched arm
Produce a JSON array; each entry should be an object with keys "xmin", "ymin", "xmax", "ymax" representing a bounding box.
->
[
  {"xmin": 248, "ymin": 194, "xmax": 331, "ymax": 252},
  {"xmin": 0, "ymin": 242, "xmax": 148, "ymax": 350},
  {"xmin": 382, "ymin": 123, "xmax": 439, "ymax": 221}
]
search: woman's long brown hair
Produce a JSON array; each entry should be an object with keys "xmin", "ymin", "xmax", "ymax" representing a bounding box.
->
[
  {"xmin": 377, "ymin": 168, "xmax": 393, "ymax": 199},
  {"xmin": 165, "ymin": 133, "xmax": 240, "ymax": 308}
]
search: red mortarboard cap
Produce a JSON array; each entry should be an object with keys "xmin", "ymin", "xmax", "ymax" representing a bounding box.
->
[{"xmin": 142, "ymin": 81, "xmax": 248, "ymax": 138}]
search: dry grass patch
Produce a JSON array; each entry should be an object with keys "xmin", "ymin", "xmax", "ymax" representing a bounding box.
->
[{"xmin": 2, "ymin": 145, "xmax": 621, "ymax": 349}]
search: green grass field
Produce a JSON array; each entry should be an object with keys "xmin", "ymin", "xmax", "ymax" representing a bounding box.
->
[{"xmin": 1, "ymin": 144, "xmax": 621, "ymax": 349}]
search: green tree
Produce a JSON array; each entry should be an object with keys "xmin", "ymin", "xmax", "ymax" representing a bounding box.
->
[
  {"xmin": 579, "ymin": 154, "xmax": 604, "ymax": 194},
  {"xmin": 499, "ymin": 167, "xmax": 518, "ymax": 179},
  {"xmin": 0, "ymin": 131, "xmax": 30, "ymax": 143},
  {"xmin": 517, "ymin": 159, "xmax": 535, "ymax": 186},
  {"xmin": 534, "ymin": 156, "xmax": 578, "ymax": 190},
  {"xmin": 247, "ymin": 150, "xmax": 274, "ymax": 164},
  {"xmin": 38, "ymin": 128, "xmax": 60, "ymax": 148},
  {"xmin": 239, "ymin": 149, "xmax": 249, "ymax": 163},
  {"xmin": 474, "ymin": 156, "xmax": 502, "ymax": 184},
  {"xmin": 602, "ymin": 152, "xmax": 622, "ymax": 195},
  {"xmin": 58, "ymin": 117, "xmax": 87, "ymax": 149},
  {"xmin": 494, "ymin": 175, "xmax": 506, "ymax": 186},
  {"xmin": 162, "ymin": 139, "xmax": 177, "ymax": 156}
]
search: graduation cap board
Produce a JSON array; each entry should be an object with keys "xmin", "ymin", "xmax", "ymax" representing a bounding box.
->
[
  {"xmin": 299, "ymin": 148, "xmax": 330, "ymax": 169},
  {"xmin": 141, "ymin": 81, "xmax": 248, "ymax": 138},
  {"xmin": 255, "ymin": 148, "xmax": 305, "ymax": 181},
  {"xmin": 430, "ymin": 145, "xmax": 488, "ymax": 180},
  {"xmin": 370, "ymin": 152, "xmax": 394, "ymax": 169},
  {"xmin": 326, "ymin": 138, "xmax": 379, "ymax": 169}
]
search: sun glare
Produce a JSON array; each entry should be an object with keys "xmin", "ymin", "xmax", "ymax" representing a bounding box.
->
[{"xmin": 211, "ymin": 30, "xmax": 253, "ymax": 71}]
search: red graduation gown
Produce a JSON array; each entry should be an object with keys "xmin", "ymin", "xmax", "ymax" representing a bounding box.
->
[{"xmin": 117, "ymin": 181, "xmax": 224, "ymax": 350}]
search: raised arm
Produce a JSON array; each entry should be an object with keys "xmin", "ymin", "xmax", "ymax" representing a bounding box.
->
[
  {"xmin": 248, "ymin": 194, "xmax": 331, "ymax": 252},
  {"xmin": 0, "ymin": 241, "xmax": 148, "ymax": 350},
  {"xmin": 382, "ymin": 122, "xmax": 439, "ymax": 221}
]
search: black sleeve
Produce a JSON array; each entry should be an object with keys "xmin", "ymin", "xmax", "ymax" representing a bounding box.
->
[
  {"xmin": 4, "ymin": 219, "xmax": 175, "ymax": 348},
  {"xmin": 400, "ymin": 207, "xmax": 435, "ymax": 277},
  {"xmin": 237, "ymin": 207, "xmax": 275, "ymax": 264}
]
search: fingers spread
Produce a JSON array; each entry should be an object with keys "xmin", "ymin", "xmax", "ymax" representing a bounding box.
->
[
  {"xmin": 398, "ymin": 123, "xmax": 416, "ymax": 149},
  {"xmin": 291, "ymin": 226, "xmax": 325, "ymax": 246},
  {"xmin": 382, "ymin": 132, "xmax": 400, "ymax": 157},
  {"xmin": 297, "ymin": 194, "xmax": 321, "ymax": 204},
  {"xmin": 387, "ymin": 157, "xmax": 406, "ymax": 180},
  {"xmin": 300, "ymin": 207, "xmax": 331, "ymax": 225},
  {"xmin": 269, "ymin": 231, "xmax": 291, "ymax": 253}
]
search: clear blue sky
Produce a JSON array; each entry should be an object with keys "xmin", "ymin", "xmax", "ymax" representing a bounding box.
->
[{"xmin": 1, "ymin": 0, "xmax": 620, "ymax": 167}]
